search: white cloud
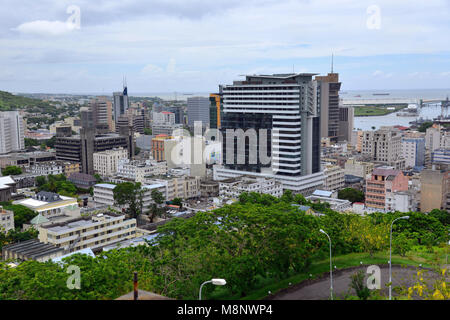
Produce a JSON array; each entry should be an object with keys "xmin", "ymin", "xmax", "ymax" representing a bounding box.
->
[
  {"xmin": 2, "ymin": 0, "xmax": 450, "ymax": 92},
  {"xmin": 141, "ymin": 64, "xmax": 164, "ymax": 74},
  {"xmin": 14, "ymin": 20, "xmax": 76, "ymax": 36}
]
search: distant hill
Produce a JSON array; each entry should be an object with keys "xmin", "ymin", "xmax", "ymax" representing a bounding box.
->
[{"xmin": 0, "ymin": 90, "xmax": 47, "ymax": 111}]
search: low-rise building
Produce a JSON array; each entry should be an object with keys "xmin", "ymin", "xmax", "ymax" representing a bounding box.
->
[
  {"xmin": 200, "ymin": 180, "xmax": 219, "ymax": 198},
  {"xmin": 117, "ymin": 159, "xmax": 168, "ymax": 182},
  {"xmin": 143, "ymin": 175, "xmax": 201, "ymax": 201},
  {"xmin": 0, "ymin": 206, "xmax": 14, "ymax": 233},
  {"xmin": 26, "ymin": 160, "xmax": 81, "ymax": 177},
  {"xmin": 93, "ymin": 183, "xmax": 167, "ymax": 214},
  {"xmin": 344, "ymin": 158, "xmax": 374, "ymax": 179},
  {"xmin": 13, "ymin": 191, "xmax": 80, "ymax": 218},
  {"xmin": 26, "ymin": 161, "xmax": 64, "ymax": 176},
  {"xmin": 38, "ymin": 212, "xmax": 137, "ymax": 253},
  {"xmin": 385, "ymin": 191, "xmax": 417, "ymax": 213},
  {"xmin": 323, "ymin": 164, "xmax": 345, "ymax": 192},
  {"xmin": 365, "ymin": 166, "xmax": 409, "ymax": 210},
  {"xmin": 305, "ymin": 195, "xmax": 352, "ymax": 212},
  {"xmin": 68, "ymin": 172, "xmax": 97, "ymax": 190},
  {"xmin": 151, "ymin": 123, "xmax": 183, "ymax": 136},
  {"xmin": 0, "ymin": 176, "xmax": 17, "ymax": 202},
  {"xmin": 219, "ymin": 176, "xmax": 283, "ymax": 199},
  {"xmin": 2, "ymin": 239, "xmax": 64, "ymax": 262}
]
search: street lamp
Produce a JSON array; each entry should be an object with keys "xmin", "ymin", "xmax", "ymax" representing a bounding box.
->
[
  {"xmin": 199, "ymin": 278, "xmax": 226, "ymax": 300},
  {"xmin": 320, "ymin": 229, "xmax": 333, "ymax": 300},
  {"xmin": 389, "ymin": 216, "xmax": 409, "ymax": 300}
]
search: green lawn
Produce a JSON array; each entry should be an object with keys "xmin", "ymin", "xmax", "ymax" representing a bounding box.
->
[
  {"xmin": 210, "ymin": 248, "xmax": 447, "ymax": 300},
  {"xmin": 354, "ymin": 104, "xmax": 406, "ymax": 116}
]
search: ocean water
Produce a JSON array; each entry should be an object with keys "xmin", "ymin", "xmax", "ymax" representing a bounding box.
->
[
  {"xmin": 136, "ymin": 88, "xmax": 450, "ymax": 101},
  {"xmin": 133, "ymin": 89, "xmax": 450, "ymax": 130}
]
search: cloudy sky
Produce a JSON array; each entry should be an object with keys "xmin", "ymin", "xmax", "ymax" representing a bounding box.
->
[{"xmin": 1, "ymin": 0, "xmax": 450, "ymax": 93}]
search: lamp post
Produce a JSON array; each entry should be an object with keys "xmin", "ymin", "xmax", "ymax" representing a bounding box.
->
[
  {"xmin": 199, "ymin": 278, "xmax": 226, "ymax": 300},
  {"xmin": 320, "ymin": 229, "xmax": 333, "ymax": 300},
  {"xmin": 389, "ymin": 216, "xmax": 409, "ymax": 300}
]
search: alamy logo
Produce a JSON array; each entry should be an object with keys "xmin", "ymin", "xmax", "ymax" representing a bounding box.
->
[
  {"xmin": 366, "ymin": 265, "xmax": 381, "ymax": 290},
  {"xmin": 66, "ymin": 265, "xmax": 81, "ymax": 290},
  {"xmin": 366, "ymin": 5, "xmax": 381, "ymax": 30},
  {"xmin": 66, "ymin": 5, "xmax": 81, "ymax": 30}
]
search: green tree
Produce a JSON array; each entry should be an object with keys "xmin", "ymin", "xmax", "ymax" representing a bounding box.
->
[
  {"xmin": 2, "ymin": 204, "xmax": 37, "ymax": 229},
  {"xmin": 143, "ymin": 128, "xmax": 152, "ymax": 135},
  {"xmin": 24, "ymin": 138, "xmax": 39, "ymax": 147},
  {"xmin": 392, "ymin": 232, "xmax": 414, "ymax": 257},
  {"xmin": 428, "ymin": 209, "xmax": 450, "ymax": 226},
  {"xmin": 93, "ymin": 174, "xmax": 102, "ymax": 183},
  {"xmin": 35, "ymin": 176, "xmax": 47, "ymax": 187},
  {"xmin": 113, "ymin": 182, "xmax": 143, "ymax": 219},
  {"xmin": 148, "ymin": 189, "xmax": 165, "ymax": 223},
  {"xmin": 1, "ymin": 166, "xmax": 22, "ymax": 176},
  {"xmin": 418, "ymin": 121, "xmax": 433, "ymax": 133},
  {"xmin": 338, "ymin": 188, "xmax": 365, "ymax": 203}
]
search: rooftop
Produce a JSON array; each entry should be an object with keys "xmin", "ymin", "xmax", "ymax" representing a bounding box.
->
[
  {"xmin": 372, "ymin": 167, "xmax": 402, "ymax": 177},
  {"xmin": 2, "ymin": 239, "xmax": 64, "ymax": 260},
  {"xmin": 0, "ymin": 176, "xmax": 16, "ymax": 190}
]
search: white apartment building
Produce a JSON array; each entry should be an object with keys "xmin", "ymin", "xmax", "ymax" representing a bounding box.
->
[
  {"xmin": 401, "ymin": 138, "xmax": 425, "ymax": 168},
  {"xmin": 0, "ymin": 206, "xmax": 14, "ymax": 233},
  {"xmin": 385, "ymin": 191, "xmax": 417, "ymax": 213},
  {"xmin": 362, "ymin": 126, "xmax": 403, "ymax": 163},
  {"xmin": 93, "ymin": 183, "xmax": 166, "ymax": 214},
  {"xmin": 425, "ymin": 125, "xmax": 450, "ymax": 151},
  {"xmin": 153, "ymin": 111, "xmax": 175, "ymax": 125},
  {"xmin": 27, "ymin": 161, "xmax": 64, "ymax": 176},
  {"xmin": 38, "ymin": 212, "xmax": 137, "ymax": 253},
  {"xmin": 323, "ymin": 164, "xmax": 345, "ymax": 192},
  {"xmin": 219, "ymin": 176, "xmax": 283, "ymax": 199},
  {"xmin": 0, "ymin": 111, "xmax": 25, "ymax": 154},
  {"xmin": 93, "ymin": 147, "xmax": 128, "ymax": 177},
  {"xmin": 117, "ymin": 159, "xmax": 168, "ymax": 182}
]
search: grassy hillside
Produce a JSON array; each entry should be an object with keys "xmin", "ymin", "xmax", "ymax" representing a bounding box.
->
[{"xmin": 0, "ymin": 90, "xmax": 45, "ymax": 111}]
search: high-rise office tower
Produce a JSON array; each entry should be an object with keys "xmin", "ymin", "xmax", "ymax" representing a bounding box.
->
[
  {"xmin": 338, "ymin": 105, "xmax": 354, "ymax": 142},
  {"xmin": 315, "ymin": 72, "xmax": 341, "ymax": 142},
  {"xmin": 113, "ymin": 82, "xmax": 129, "ymax": 125},
  {"xmin": 214, "ymin": 73, "xmax": 324, "ymax": 195},
  {"xmin": 90, "ymin": 96, "xmax": 114, "ymax": 133},
  {"xmin": 80, "ymin": 107, "xmax": 96, "ymax": 175},
  {"xmin": 209, "ymin": 93, "xmax": 222, "ymax": 129},
  {"xmin": 187, "ymin": 97, "xmax": 210, "ymax": 130},
  {"xmin": 0, "ymin": 111, "xmax": 25, "ymax": 154}
]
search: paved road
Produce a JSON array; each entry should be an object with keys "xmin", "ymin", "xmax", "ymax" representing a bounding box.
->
[{"xmin": 270, "ymin": 265, "xmax": 445, "ymax": 300}]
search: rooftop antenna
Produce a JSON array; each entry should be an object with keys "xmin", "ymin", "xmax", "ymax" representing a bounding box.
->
[
  {"xmin": 293, "ymin": 64, "xmax": 295, "ymax": 73},
  {"xmin": 331, "ymin": 53, "xmax": 334, "ymax": 73}
]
